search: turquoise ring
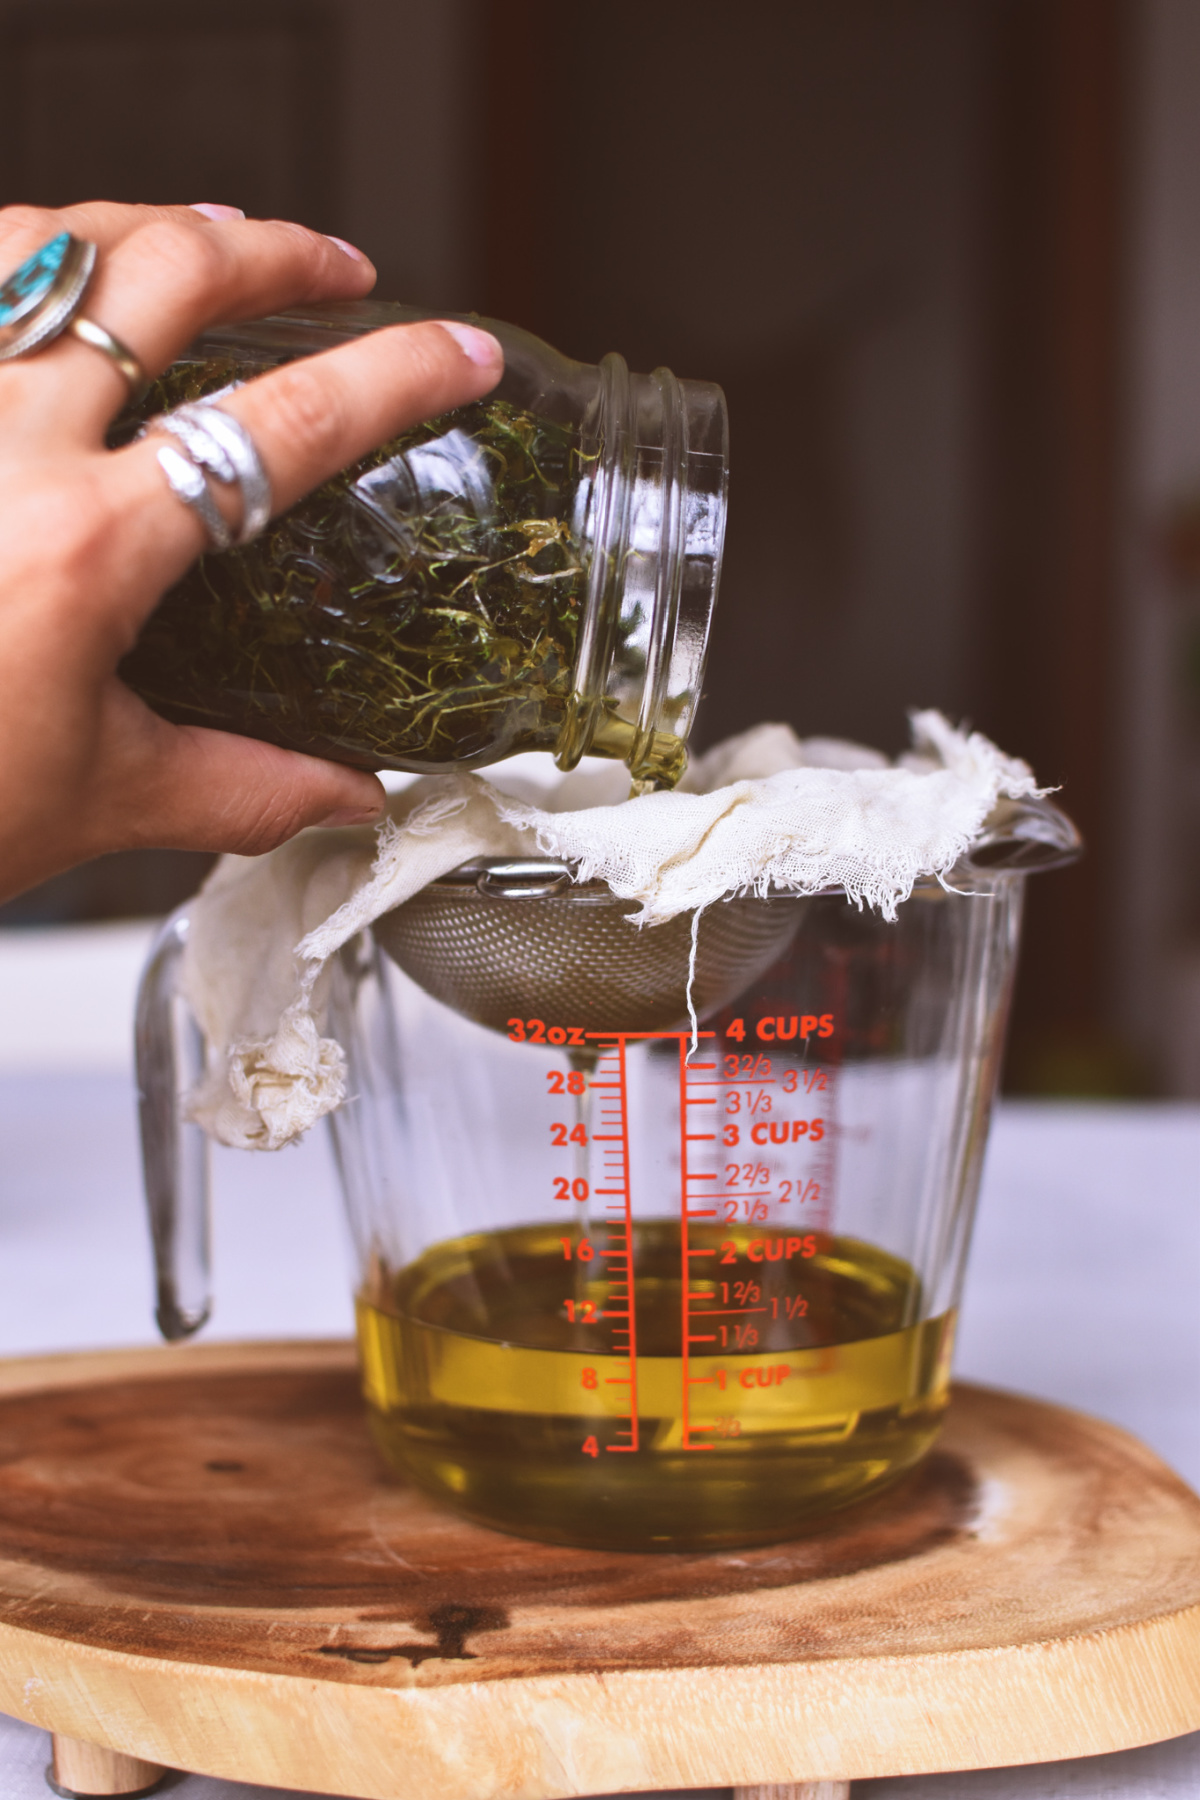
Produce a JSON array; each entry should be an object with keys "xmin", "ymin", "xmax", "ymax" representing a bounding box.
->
[
  {"xmin": 0, "ymin": 230, "xmax": 97, "ymax": 362},
  {"xmin": 0, "ymin": 229, "xmax": 147, "ymax": 397}
]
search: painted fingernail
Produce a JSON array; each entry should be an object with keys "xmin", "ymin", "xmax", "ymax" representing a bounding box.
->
[
  {"xmin": 316, "ymin": 801, "xmax": 384, "ymax": 828},
  {"xmin": 190, "ymin": 203, "xmax": 246, "ymax": 221},
  {"xmin": 435, "ymin": 320, "xmax": 503, "ymax": 369},
  {"xmin": 326, "ymin": 234, "xmax": 367, "ymax": 262}
]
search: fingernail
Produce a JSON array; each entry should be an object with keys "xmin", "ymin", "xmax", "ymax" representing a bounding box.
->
[
  {"xmin": 316, "ymin": 802, "xmax": 384, "ymax": 828},
  {"xmin": 326, "ymin": 234, "xmax": 367, "ymax": 262},
  {"xmin": 435, "ymin": 320, "xmax": 503, "ymax": 369},
  {"xmin": 190, "ymin": 203, "xmax": 246, "ymax": 221}
]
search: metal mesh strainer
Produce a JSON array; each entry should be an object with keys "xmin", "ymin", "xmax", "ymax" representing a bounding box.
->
[{"xmin": 372, "ymin": 860, "xmax": 803, "ymax": 1036}]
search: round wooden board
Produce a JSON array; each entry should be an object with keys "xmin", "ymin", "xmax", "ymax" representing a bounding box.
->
[{"xmin": 0, "ymin": 1342, "xmax": 1195, "ymax": 1800}]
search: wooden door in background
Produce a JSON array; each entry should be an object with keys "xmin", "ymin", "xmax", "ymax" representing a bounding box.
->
[
  {"xmin": 0, "ymin": 0, "xmax": 339, "ymax": 227},
  {"xmin": 0, "ymin": 0, "xmax": 479, "ymax": 927},
  {"xmin": 0, "ymin": 0, "xmax": 341, "ymax": 923},
  {"xmin": 477, "ymin": 0, "xmax": 1133, "ymax": 1094}
]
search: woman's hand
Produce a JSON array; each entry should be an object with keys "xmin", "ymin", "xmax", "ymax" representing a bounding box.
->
[{"xmin": 0, "ymin": 200, "xmax": 503, "ymax": 904}]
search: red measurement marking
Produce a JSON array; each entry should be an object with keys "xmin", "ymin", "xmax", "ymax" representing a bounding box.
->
[
  {"xmin": 587, "ymin": 1031, "xmax": 717, "ymax": 1042},
  {"xmin": 686, "ymin": 1308, "xmax": 768, "ymax": 1317},
  {"xmin": 589, "ymin": 1038, "xmax": 640, "ymax": 1453},
  {"xmin": 554, "ymin": 1030, "xmax": 722, "ymax": 1459},
  {"xmin": 704, "ymin": 1076, "xmax": 780, "ymax": 1085},
  {"xmin": 680, "ymin": 1040, "xmax": 719, "ymax": 1452}
]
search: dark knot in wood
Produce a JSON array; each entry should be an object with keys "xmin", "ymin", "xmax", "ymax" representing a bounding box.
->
[{"xmin": 319, "ymin": 1603, "xmax": 510, "ymax": 1667}]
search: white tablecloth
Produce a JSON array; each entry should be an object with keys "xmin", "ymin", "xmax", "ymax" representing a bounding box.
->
[{"xmin": 0, "ymin": 1060, "xmax": 1196, "ymax": 1799}]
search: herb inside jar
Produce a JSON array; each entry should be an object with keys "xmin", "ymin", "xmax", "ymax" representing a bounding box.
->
[{"xmin": 117, "ymin": 361, "xmax": 592, "ymax": 771}]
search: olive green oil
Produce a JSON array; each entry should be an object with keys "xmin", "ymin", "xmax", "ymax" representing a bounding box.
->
[{"xmin": 356, "ymin": 1222, "xmax": 953, "ymax": 1550}]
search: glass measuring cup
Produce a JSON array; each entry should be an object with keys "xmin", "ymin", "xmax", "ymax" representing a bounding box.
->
[{"xmin": 137, "ymin": 796, "xmax": 1078, "ymax": 1551}]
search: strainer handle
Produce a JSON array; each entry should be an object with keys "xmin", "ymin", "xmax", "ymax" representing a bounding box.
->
[{"xmin": 135, "ymin": 906, "xmax": 212, "ymax": 1341}]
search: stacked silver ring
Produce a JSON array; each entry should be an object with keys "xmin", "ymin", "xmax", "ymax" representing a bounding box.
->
[{"xmin": 145, "ymin": 395, "xmax": 272, "ymax": 553}]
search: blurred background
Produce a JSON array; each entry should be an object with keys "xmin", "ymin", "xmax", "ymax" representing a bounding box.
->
[{"xmin": 1, "ymin": 0, "xmax": 1198, "ymax": 1097}]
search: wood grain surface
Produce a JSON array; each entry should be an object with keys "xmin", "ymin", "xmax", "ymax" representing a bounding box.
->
[
  {"xmin": 50, "ymin": 1731, "xmax": 165, "ymax": 1797},
  {"xmin": 0, "ymin": 1341, "xmax": 1194, "ymax": 1800}
]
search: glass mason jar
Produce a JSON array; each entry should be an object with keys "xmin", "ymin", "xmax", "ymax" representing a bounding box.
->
[
  {"xmin": 114, "ymin": 306, "xmax": 728, "ymax": 788},
  {"xmin": 136, "ymin": 797, "xmax": 1079, "ymax": 1553}
]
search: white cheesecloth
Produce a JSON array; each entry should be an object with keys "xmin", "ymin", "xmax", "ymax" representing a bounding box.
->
[{"xmin": 180, "ymin": 710, "xmax": 1044, "ymax": 1152}]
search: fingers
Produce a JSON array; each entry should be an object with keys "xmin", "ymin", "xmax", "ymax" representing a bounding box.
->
[
  {"xmin": 207, "ymin": 319, "xmax": 503, "ymax": 515},
  {"xmin": 0, "ymin": 201, "xmax": 197, "ymax": 263},
  {"xmin": 116, "ymin": 727, "xmax": 387, "ymax": 858},
  {"xmin": 0, "ymin": 671, "xmax": 386, "ymax": 901},
  {"xmin": 84, "ymin": 213, "xmax": 376, "ymax": 367},
  {"xmin": 0, "ymin": 199, "xmax": 371, "ymax": 294},
  {"xmin": 88, "ymin": 684, "xmax": 386, "ymax": 861},
  {"xmin": 0, "ymin": 203, "xmax": 377, "ymax": 432},
  {"xmin": 104, "ymin": 318, "xmax": 504, "ymax": 602}
]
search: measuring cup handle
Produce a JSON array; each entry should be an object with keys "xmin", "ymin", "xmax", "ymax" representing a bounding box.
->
[{"xmin": 135, "ymin": 906, "xmax": 212, "ymax": 1341}]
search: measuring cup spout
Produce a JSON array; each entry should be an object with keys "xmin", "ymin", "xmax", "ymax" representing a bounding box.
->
[{"xmin": 962, "ymin": 796, "xmax": 1082, "ymax": 873}]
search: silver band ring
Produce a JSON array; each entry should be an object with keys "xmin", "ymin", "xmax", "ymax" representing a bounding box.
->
[
  {"xmin": 157, "ymin": 405, "xmax": 238, "ymax": 485},
  {"xmin": 147, "ymin": 400, "xmax": 271, "ymax": 549},
  {"xmin": 156, "ymin": 444, "xmax": 233, "ymax": 553},
  {"xmin": 186, "ymin": 403, "xmax": 272, "ymax": 542},
  {"xmin": 67, "ymin": 315, "xmax": 147, "ymax": 401}
]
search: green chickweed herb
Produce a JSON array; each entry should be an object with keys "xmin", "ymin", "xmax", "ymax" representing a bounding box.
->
[{"xmin": 117, "ymin": 361, "xmax": 590, "ymax": 770}]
